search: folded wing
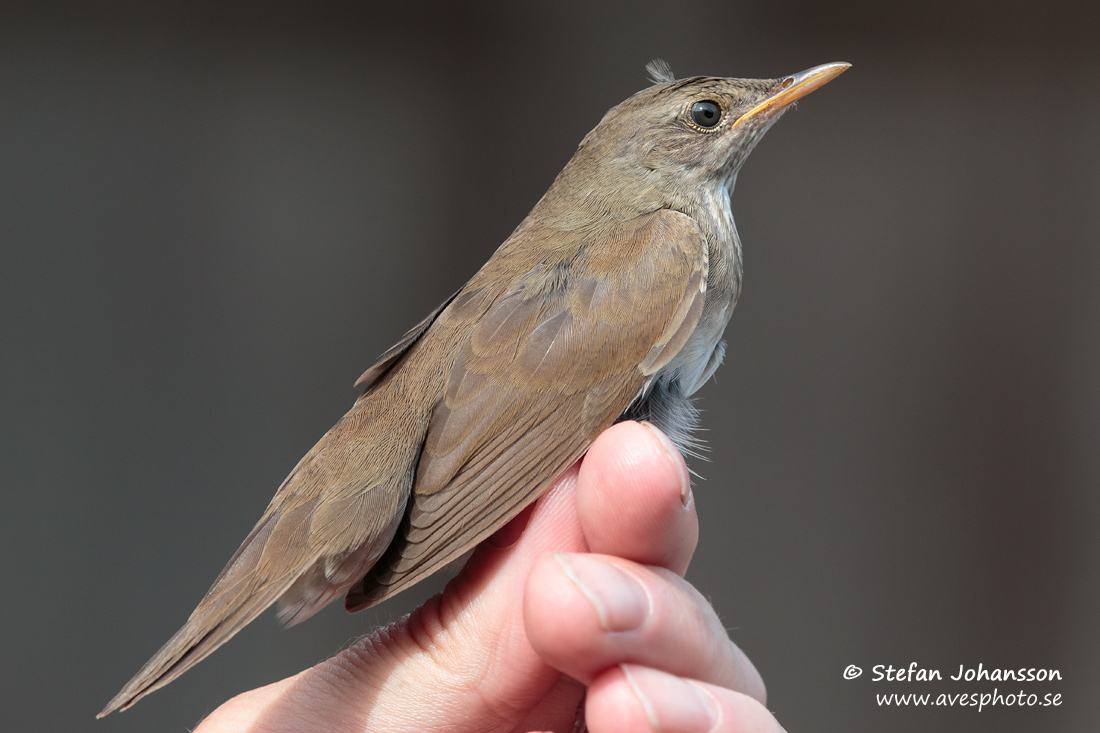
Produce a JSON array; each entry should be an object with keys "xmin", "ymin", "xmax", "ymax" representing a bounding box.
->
[{"xmin": 347, "ymin": 208, "xmax": 709, "ymax": 610}]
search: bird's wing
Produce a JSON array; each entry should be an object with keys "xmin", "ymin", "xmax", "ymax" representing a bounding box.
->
[{"xmin": 346, "ymin": 207, "xmax": 708, "ymax": 610}]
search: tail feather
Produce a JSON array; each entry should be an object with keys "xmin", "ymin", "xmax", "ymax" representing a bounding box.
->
[
  {"xmin": 97, "ymin": 568, "xmax": 301, "ymax": 717},
  {"xmin": 98, "ymin": 511, "xmax": 314, "ymax": 716}
]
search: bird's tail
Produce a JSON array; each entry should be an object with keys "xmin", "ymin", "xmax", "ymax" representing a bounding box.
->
[{"xmin": 97, "ymin": 512, "xmax": 309, "ymax": 717}]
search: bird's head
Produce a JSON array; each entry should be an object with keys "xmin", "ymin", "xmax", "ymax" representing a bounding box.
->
[{"xmin": 535, "ymin": 61, "xmax": 849, "ymax": 224}]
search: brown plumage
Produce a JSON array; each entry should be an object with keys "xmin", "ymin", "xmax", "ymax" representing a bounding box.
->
[{"xmin": 100, "ymin": 60, "xmax": 848, "ymax": 716}]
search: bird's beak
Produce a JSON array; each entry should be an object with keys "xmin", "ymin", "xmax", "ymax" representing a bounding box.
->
[{"xmin": 732, "ymin": 62, "xmax": 851, "ymax": 128}]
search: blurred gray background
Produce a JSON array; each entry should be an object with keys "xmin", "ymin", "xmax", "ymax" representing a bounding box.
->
[{"xmin": 2, "ymin": 1, "xmax": 1097, "ymax": 731}]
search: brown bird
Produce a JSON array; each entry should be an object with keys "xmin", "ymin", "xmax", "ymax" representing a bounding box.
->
[{"xmin": 100, "ymin": 60, "xmax": 849, "ymax": 716}]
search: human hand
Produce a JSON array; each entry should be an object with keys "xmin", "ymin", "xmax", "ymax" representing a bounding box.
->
[{"xmin": 196, "ymin": 421, "xmax": 783, "ymax": 732}]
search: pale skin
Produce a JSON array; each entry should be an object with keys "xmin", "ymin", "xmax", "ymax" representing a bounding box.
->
[{"xmin": 196, "ymin": 421, "xmax": 786, "ymax": 733}]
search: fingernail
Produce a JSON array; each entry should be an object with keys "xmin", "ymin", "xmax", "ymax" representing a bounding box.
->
[
  {"xmin": 554, "ymin": 553, "xmax": 649, "ymax": 631},
  {"xmin": 641, "ymin": 421, "xmax": 692, "ymax": 507},
  {"xmin": 621, "ymin": 665, "xmax": 721, "ymax": 732}
]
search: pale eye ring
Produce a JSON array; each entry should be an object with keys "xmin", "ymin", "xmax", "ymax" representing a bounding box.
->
[{"xmin": 690, "ymin": 100, "xmax": 722, "ymax": 128}]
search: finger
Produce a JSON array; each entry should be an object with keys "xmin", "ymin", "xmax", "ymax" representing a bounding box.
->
[
  {"xmin": 587, "ymin": 665, "xmax": 785, "ymax": 733},
  {"xmin": 524, "ymin": 552, "xmax": 764, "ymax": 701},
  {"xmin": 576, "ymin": 421, "xmax": 698, "ymax": 576}
]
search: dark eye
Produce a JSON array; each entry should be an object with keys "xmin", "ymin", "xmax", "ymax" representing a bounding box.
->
[{"xmin": 690, "ymin": 100, "xmax": 722, "ymax": 128}]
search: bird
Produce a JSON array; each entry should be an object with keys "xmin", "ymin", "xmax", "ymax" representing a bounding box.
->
[{"xmin": 100, "ymin": 59, "xmax": 849, "ymax": 717}]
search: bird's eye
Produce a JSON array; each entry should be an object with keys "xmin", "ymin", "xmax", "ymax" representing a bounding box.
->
[{"xmin": 690, "ymin": 100, "xmax": 722, "ymax": 128}]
